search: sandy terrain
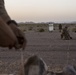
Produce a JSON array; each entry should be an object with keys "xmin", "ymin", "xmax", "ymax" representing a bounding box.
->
[{"xmin": 0, "ymin": 30, "xmax": 76, "ymax": 74}]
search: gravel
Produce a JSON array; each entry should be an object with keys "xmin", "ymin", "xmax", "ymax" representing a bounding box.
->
[{"xmin": 0, "ymin": 31, "xmax": 76, "ymax": 74}]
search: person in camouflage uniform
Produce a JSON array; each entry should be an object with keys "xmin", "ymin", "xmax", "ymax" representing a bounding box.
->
[
  {"xmin": 0, "ymin": 0, "xmax": 27, "ymax": 49},
  {"xmin": 61, "ymin": 26, "xmax": 72, "ymax": 40},
  {"xmin": 59, "ymin": 24, "xmax": 62, "ymax": 32}
]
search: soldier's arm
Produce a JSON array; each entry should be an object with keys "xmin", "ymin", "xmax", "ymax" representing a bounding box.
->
[
  {"xmin": 0, "ymin": 0, "xmax": 11, "ymax": 22},
  {"xmin": 0, "ymin": 0, "xmax": 27, "ymax": 49}
]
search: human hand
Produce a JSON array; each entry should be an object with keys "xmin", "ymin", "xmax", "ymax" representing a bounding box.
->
[
  {"xmin": 0, "ymin": 0, "xmax": 27, "ymax": 50},
  {"xmin": 16, "ymin": 29, "xmax": 27, "ymax": 50},
  {"xmin": 8, "ymin": 21, "xmax": 27, "ymax": 50}
]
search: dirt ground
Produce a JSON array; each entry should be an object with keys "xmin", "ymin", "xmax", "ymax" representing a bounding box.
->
[{"xmin": 0, "ymin": 30, "xmax": 76, "ymax": 73}]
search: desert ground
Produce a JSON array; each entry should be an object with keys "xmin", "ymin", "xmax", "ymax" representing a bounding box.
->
[{"xmin": 0, "ymin": 24, "xmax": 76, "ymax": 74}]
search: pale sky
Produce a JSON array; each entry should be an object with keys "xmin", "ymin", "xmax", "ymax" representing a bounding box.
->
[{"xmin": 5, "ymin": 0, "xmax": 76, "ymax": 23}]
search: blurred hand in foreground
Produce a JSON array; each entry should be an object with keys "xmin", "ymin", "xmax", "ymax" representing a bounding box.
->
[
  {"xmin": 0, "ymin": 0, "xmax": 27, "ymax": 50},
  {"xmin": 0, "ymin": 18, "xmax": 27, "ymax": 50},
  {"xmin": 8, "ymin": 22, "xmax": 27, "ymax": 50}
]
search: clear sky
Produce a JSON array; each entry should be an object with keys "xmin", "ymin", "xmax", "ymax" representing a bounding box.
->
[{"xmin": 5, "ymin": 0, "xmax": 76, "ymax": 23}]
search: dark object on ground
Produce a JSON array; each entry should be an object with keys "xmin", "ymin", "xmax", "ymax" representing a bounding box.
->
[
  {"xmin": 48, "ymin": 65, "xmax": 76, "ymax": 75},
  {"xmin": 70, "ymin": 37, "xmax": 72, "ymax": 39},
  {"xmin": 24, "ymin": 55, "xmax": 48, "ymax": 75},
  {"xmin": 63, "ymin": 65, "xmax": 76, "ymax": 75},
  {"xmin": 39, "ymin": 28, "xmax": 45, "ymax": 32}
]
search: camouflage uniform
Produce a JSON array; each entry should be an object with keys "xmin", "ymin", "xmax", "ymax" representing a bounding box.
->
[
  {"xmin": 59, "ymin": 24, "xmax": 62, "ymax": 32},
  {"xmin": 0, "ymin": 0, "xmax": 7, "ymax": 15},
  {"xmin": 0, "ymin": 0, "xmax": 17, "ymax": 47},
  {"xmin": 61, "ymin": 26, "xmax": 71, "ymax": 40},
  {"xmin": 0, "ymin": 0, "xmax": 10, "ymax": 22},
  {"xmin": 0, "ymin": 0, "xmax": 26, "ymax": 49}
]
